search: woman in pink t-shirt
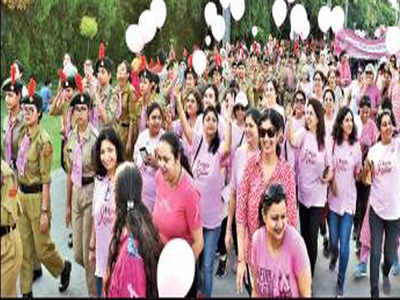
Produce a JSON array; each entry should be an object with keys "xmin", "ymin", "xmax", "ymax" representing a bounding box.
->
[
  {"xmin": 363, "ymin": 109, "xmax": 400, "ymax": 297},
  {"xmin": 104, "ymin": 162, "xmax": 163, "ymax": 298},
  {"xmin": 175, "ymin": 92, "xmax": 232, "ymax": 297},
  {"xmin": 287, "ymin": 98, "xmax": 333, "ymax": 277},
  {"xmin": 153, "ymin": 132, "xmax": 204, "ymax": 297},
  {"xmin": 236, "ymin": 109, "xmax": 297, "ymax": 295},
  {"xmin": 327, "ymin": 107, "xmax": 362, "ymax": 297},
  {"xmin": 89, "ymin": 127, "xmax": 125, "ymax": 297},
  {"xmin": 310, "ymin": 71, "xmax": 326, "ymax": 103},
  {"xmin": 251, "ymin": 184, "xmax": 311, "ymax": 298}
]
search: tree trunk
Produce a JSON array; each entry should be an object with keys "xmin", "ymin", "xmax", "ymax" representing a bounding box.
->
[{"xmin": 86, "ymin": 39, "xmax": 90, "ymax": 59}]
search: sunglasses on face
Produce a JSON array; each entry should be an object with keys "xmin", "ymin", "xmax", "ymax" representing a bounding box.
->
[
  {"xmin": 75, "ymin": 106, "xmax": 89, "ymax": 112},
  {"xmin": 259, "ymin": 127, "xmax": 276, "ymax": 139},
  {"xmin": 295, "ymin": 97, "xmax": 305, "ymax": 103}
]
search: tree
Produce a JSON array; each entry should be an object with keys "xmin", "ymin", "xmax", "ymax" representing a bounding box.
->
[{"xmin": 80, "ymin": 16, "xmax": 98, "ymax": 58}]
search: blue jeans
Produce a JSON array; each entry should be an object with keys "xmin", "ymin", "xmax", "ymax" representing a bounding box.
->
[
  {"xmin": 197, "ymin": 226, "xmax": 221, "ymax": 297},
  {"xmin": 329, "ymin": 210, "xmax": 354, "ymax": 289},
  {"xmin": 95, "ymin": 276, "xmax": 103, "ymax": 297}
]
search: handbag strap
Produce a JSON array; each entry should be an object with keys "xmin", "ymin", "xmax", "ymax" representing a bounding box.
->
[{"xmin": 191, "ymin": 136, "xmax": 203, "ymax": 169}]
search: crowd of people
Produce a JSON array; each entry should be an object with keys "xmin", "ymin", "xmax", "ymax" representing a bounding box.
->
[{"xmin": 1, "ymin": 35, "xmax": 400, "ymax": 298}]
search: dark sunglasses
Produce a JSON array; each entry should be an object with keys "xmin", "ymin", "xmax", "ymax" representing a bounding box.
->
[
  {"xmin": 259, "ymin": 127, "xmax": 276, "ymax": 139},
  {"xmin": 295, "ymin": 97, "xmax": 305, "ymax": 103}
]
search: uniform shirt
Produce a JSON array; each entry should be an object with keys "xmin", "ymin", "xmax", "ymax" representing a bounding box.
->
[
  {"xmin": 1, "ymin": 160, "xmax": 22, "ymax": 226},
  {"xmin": 64, "ymin": 124, "xmax": 98, "ymax": 178},
  {"xmin": 49, "ymin": 97, "xmax": 76, "ymax": 139},
  {"xmin": 1, "ymin": 111, "xmax": 25, "ymax": 167},
  {"xmin": 92, "ymin": 84, "xmax": 116, "ymax": 131},
  {"xmin": 16, "ymin": 126, "xmax": 52, "ymax": 186}
]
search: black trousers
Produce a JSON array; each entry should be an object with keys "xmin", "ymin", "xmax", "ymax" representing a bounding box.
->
[
  {"xmin": 217, "ymin": 216, "xmax": 238, "ymax": 256},
  {"xmin": 354, "ymin": 181, "xmax": 370, "ymax": 239},
  {"xmin": 299, "ymin": 202, "xmax": 324, "ymax": 277},
  {"xmin": 369, "ymin": 207, "xmax": 400, "ymax": 297},
  {"xmin": 186, "ymin": 261, "xmax": 199, "ymax": 298}
]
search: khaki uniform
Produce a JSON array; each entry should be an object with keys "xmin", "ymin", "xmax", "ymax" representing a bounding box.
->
[
  {"xmin": 1, "ymin": 160, "xmax": 23, "ymax": 297},
  {"xmin": 16, "ymin": 126, "xmax": 66, "ymax": 294},
  {"xmin": 112, "ymin": 83, "xmax": 141, "ymax": 158},
  {"xmin": 238, "ymin": 79, "xmax": 255, "ymax": 108},
  {"xmin": 1, "ymin": 112, "xmax": 42, "ymax": 272},
  {"xmin": 93, "ymin": 84, "xmax": 117, "ymax": 131},
  {"xmin": 1, "ymin": 111, "xmax": 25, "ymax": 166},
  {"xmin": 64, "ymin": 124, "xmax": 98, "ymax": 296}
]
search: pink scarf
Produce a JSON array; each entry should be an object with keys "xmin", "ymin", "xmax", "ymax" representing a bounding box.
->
[{"xmin": 16, "ymin": 133, "xmax": 31, "ymax": 176}]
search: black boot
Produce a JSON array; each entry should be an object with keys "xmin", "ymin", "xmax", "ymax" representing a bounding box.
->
[
  {"xmin": 33, "ymin": 267, "xmax": 43, "ymax": 282},
  {"xmin": 22, "ymin": 292, "xmax": 33, "ymax": 298},
  {"xmin": 68, "ymin": 233, "xmax": 73, "ymax": 248},
  {"xmin": 323, "ymin": 237, "xmax": 330, "ymax": 258},
  {"xmin": 59, "ymin": 260, "xmax": 72, "ymax": 292}
]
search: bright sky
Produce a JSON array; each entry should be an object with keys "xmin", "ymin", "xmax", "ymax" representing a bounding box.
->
[{"xmin": 389, "ymin": 0, "xmax": 399, "ymax": 10}]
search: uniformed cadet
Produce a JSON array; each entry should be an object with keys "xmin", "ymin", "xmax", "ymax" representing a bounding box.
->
[
  {"xmin": 64, "ymin": 88, "xmax": 98, "ymax": 296},
  {"xmin": 93, "ymin": 43, "xmax": 116, "ymax": 131},
  {"xmin": 1, "ymin": 64, "xmax": 44, "ymax": 282},
  {"xmin": 1, "ymin": 64, "xmax": 25, "ymax": 168},
  {"xmin": 16, "ymin": 78, "xmax": 71, "ymax": 297},
  {"xmin": 1, "ymin": 160, "xmax": 23, "ymax": 297},
  {"xmin": 236, "ymin": 61, "xmax": 255, "ymax": 107},
  {"xmin": 49, "ymin": 72, "xmax": 77, "ymax": 171},
  {"xmin": 112, "ymin": 60, "xmax": 138, "ymax": 159}
]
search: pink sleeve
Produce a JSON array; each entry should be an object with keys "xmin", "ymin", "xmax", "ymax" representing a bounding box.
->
[
  {"xmin": 292, "ymin": 230, "xmax": 310, "ymax": 277},
  {"xmin": 236, "ymin": 159, "xmax": 251, "ymax": 225},
  {"xmin": 325, "ymin": 138, "xmax": 333, "ymax": 168},
  {"xmin": 354, "ymin": 143, "xmax": 363, "ymax": 176},
  {"xmin": 251, "ymin": 228, "xmax": 261, "ymax": 268},
  {"xmin": 185, "ymin": 187, "xmax": 202, "ymax": 233},
  {"xmin": 139, "ymin": 106, "xmax": 147, "ymax": 132},
  {"xmin": 283, "ymin": 164, "xmax": 297, "ymax": 227}
]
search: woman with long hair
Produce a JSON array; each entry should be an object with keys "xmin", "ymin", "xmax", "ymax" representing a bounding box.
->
[
  {"xmin": 176, "ymin": 90, "xmax": 232, "ymax": 297},
  {"xmin": 153, "ymin": 132, "xmax": 204, "ymax": 297},
  {"xmin": 89, "ymin": 127, "xmax": 125, "ymax": 296},
  {"xmin": 287, "ymin": 98, "xmax": 333, "ymax": 277},
  {"xmin": 104, "ymin": 162, "xmax": 163, "ymax": 298},
  {"xmin": 259, "ymin": 79, "xmax": 284, "ymax": 118},
  {"xmin": 327, "ymin": 107, "xmax": 362, "ymax": 296},
  {"xmin": 325, "ymin": 69, "xmax": 344, "ymax": 115},
  {"xmin": 236, "ymin": 109, "xmax": 297, "ymax": 295},
  {"xmin": 251, "ymin": 184, "xmax": 312, "ymax": 297},
  {"xmin": 362, "ymin": 109, "xmax": 400, "ymax": 297}
]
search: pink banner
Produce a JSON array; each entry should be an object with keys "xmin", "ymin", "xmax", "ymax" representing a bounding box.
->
[{"xmin": 334, "ymin": 29, "xmax": 394, "ymax": 60}]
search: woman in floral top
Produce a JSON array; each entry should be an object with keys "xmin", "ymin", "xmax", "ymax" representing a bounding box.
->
[
  {"xmin": 104, "ymin": 162, "xmax": 163, "ymax": 298},
  {"xmin": 236, "ymin": 109, "xmax": 297, "ymax": 295}
]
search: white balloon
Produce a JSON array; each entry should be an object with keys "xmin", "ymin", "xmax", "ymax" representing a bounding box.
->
[
  {"xmin": 211, "ymin": 15, "xmax": 226, "ymax": 42},
  {"xmin": 205, "ymin": 35, "xmax": 212, "ymax": 46},
  {"xmin": 331, "ymin": 6, "xmax": 345, "ymax": 33},
  {"xmin": 204, "ymin": 2, "xmax": 218, "ymax": 26},
  {"xmin": 192, "ymin": 50, "xmax": 207, "ymax": 76},
  {"xmin": 318, "ymin": 6, "xmax": 332, "ymax": 33},
  {"xmin": 139, "ymin": 9, "xmax": 157, "ymax": 44},
  {"xmin": 150, "ymin": 0, "xmax": 167, "ymax": 29},
  {"xmin": 288, "ymin": 0, "xmax": 295, "ymax": 3},
  {"xmin": 125, "ymin": 24, "xmax": 145, "ymax": 54},
  {"xmin": 290, "ymin": 4, "xmax": 307, "ymax": 34},
  {"xmin": 157, "ymin": 239, "xmax": 195, "ymax": 297},
  {"xmin": 220, "ymin": 0, "xmax": 230, "ymax": 9},
  {"xmin": 290, "ymin": 29, "xmax": 295, "ymax": 41},
  {"xmin": 252, "ymin": 26, "xmax": 258, "ymax": 38},
  {"xmin": 230, "ymin": 0, "xmax": 245, "ymax": 21},
  {"xmin": 300, "ymin": 20, "xmax": 310, "ymax": 40},
  {"xmin": 272, "ymin": 0, "xmax": 287, "ymax": 28},
  {"xmin": 386, "ymin": 26, "xmax": 400, "ymax": 54}
]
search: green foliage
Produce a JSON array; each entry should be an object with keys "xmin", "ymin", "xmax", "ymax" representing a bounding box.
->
[
  {"xmin": 0, "ymin": 0, "xmax": 397, "ymax": 83},
  {"xmin": 80, "ymin": 16, "xmax": 98, "ymax": 39}
]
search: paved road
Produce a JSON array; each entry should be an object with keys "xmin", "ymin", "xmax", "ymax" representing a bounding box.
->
[{"xmin": 17, "ymin": 169, "xmax": 400, "ymax": 297}]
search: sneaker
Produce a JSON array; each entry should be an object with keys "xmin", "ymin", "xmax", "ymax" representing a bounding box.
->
[
  {"xmin": 391, "ymin": 260, "xmax": 400, "ymax": 276},
  {"xmin": 215, "ymin": 257, "xmax": 227, "ymax": 278},
  {"xmin": 323, "ymin": 237, "xmax": 330, "ymax": 258},
  {"xmin": 382, "ymin": 274, "xmax": 391, "ymax": 295},
  {"xmin": 22, "ymin": 292, "xmax": 33, "ymax": 298},
  {"xmin": 33, "ymin": 267, "xmax": 43, "ymax": 282},
  {"xmin": 354, "ymin": 262, "xmax": 367, "ymax": 279},
  {"xmin": 336, "ymin": 284, "xmax": 344, "ymax": 298},
  {"xmin": 59, "ymin": 260, "xmax": 71, "ymax": 292}
]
